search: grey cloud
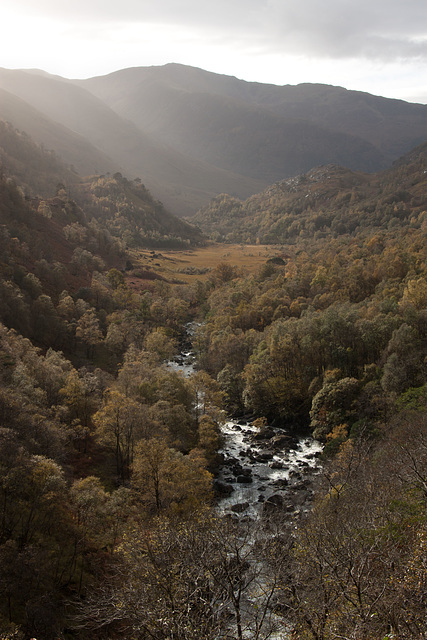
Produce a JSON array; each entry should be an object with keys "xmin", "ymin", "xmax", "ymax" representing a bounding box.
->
[
  {"xmin": 13, "ymin": 0, "xmax": 427, "ymax": 61},
  {"xmin": 259, "ymin": 0, "xmax": 427, "ymax": 60}
]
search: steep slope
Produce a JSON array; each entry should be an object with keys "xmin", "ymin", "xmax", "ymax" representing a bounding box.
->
[
  {"xmin": 0, "ymin": 87, "xmax": 116, "ymax": 178},
  {"xmin": 0, "ymin": 139, "xmax": 205, "ymax": 344},
  {"xmin": 0, "ymin": 68, "xmax": 265, "ymax": 215},
  {"xmin": 0, "ymin": 118, "xmax": 81, "ymax": 197},
  {"xmin": 76, "ymin": 172, "xmax": 205, "ymax": 248},
  {"xmin": 80, "ymin": 63, "xmax": 427, "ymax": 180},
  {"xmin": 0, "ymin": 125, "xmax": 204, "ymax": 265},
  {"xmin": 4, "ymin": 64, "xmax": 427, "ymax": 216}
]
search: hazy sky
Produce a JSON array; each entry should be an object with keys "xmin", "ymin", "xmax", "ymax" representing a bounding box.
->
[{"xmin": 1, "ymin": 0, "xmax": 427, "ymax": 103}]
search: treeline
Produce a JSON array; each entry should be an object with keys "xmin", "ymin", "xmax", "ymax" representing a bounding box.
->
[
  {"xmin": 0, "ymin": 139, "xmax": 224, "ymax": 638},
  {"xmin": 76, "ymin": 173, "xmax": 205, "ymax": 249},
  {"xmin": 272, "ymin": 409, "xmax": 427, "ymax": 639}
]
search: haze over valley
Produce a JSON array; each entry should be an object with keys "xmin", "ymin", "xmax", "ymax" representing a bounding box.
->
[{"xmin": 1, "ymin": 63, "xmax": 427, "ymax": 215}]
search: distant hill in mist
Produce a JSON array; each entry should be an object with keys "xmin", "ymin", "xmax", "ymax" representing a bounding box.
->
[{"xmin": 1, "ymin": 63, "xmax": 427, "ymax": 216}]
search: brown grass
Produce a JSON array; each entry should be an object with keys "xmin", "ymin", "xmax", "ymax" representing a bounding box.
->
[{"xmin": 127, "ymin": 243, "xmax": 283, "ymax": 286}]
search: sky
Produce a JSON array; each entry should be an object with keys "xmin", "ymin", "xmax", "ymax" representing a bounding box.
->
[{"xmin": 1, "ymin": 0, "xmax": 427, "ymax": 103}]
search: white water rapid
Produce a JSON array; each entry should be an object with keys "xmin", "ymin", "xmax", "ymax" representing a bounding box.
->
[{"xmin": 168, "ymin": 326, "xmax": 323, "ymax": 519}]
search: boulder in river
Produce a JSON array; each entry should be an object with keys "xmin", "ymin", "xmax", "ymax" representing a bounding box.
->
[
  {"xmin": 251, "ymin": 427, "xmax": 275, "ymax": 441},
  {"xmin": 269, "ymin": 460, "xmax": 284, "ymax": 469},
  {"xmin": 269, "ymin": 434, "xmax": 293, "ymax": 449},
  {"xmin": 287, "ymin": 487, "xmax": 310, "ymax": 506},
  {"xmin": 214, "ymin": 480, "xmax": 234, "ymax": 496},
  {"xmin": 254, "ymin": 452, "xmax": 274, "ymax": 462},
  {"xmin": 262, "ymin": 493, "xmax": 285, "ymax": 515},
  {"xmin": 272, "ymin": 478, "xmax": 289, "ymax": 488},
  {"xmin": 229, "ymin": 502, "xmax": 250, "ymax": 513},
  {"xmin": 237, "ymin": 475, "xmax": 253, "ymax": 484}
]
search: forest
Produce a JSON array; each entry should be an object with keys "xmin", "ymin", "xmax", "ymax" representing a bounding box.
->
[{"xmin": 0, "ymin": 120, "xmax": 426, "ymax": 639}]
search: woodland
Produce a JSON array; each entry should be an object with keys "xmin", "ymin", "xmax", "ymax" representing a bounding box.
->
[{"xmin": 0, "ymin": 117, "xmax": 426, "ymax": 640}]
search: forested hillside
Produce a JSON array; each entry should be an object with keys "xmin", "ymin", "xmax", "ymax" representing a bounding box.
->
[
  {"xmin": 190, "ymin": 147, "xmax": 427, "ymax": 638},
  {"xmin": 0, "ymin": 120, "xmax": 80, "ymax": 197},
  {"xmin": 193, "ymin": 142, "xmax": 427, "ymax": 243},
  {"xmin": 0, "ymin": 122, "xmax": 204, "ymax": 349},
  {"xmin": 0, "ymin": 120, "xmax": 425, "ymax": 639}
]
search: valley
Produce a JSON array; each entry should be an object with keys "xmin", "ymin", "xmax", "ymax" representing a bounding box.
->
[{"xmin": 0, "ymin": 66, "xmax": 426, "ymax": 640}]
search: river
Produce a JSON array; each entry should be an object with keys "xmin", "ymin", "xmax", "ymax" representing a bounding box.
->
[
  {"xmin": 168, "ymin": 327, "xmax": 323, "ymax": 519},
  {"xmin": 168, "ymin": 329, "xmax": 323, "ymax": 639}
]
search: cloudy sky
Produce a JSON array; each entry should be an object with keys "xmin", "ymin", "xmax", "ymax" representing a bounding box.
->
[{"xmin": 1, "ymin": 0, "xmax": 427, "ymax": 103}]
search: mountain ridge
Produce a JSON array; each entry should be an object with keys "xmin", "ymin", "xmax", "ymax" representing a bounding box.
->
[
  {"xmin": 79, "ymin": 63, "xmax": 427, "ymax": 170},
  {"xmin": 0, "ymin": 67, "xmax": 266, "ymax": 215},
  {"xmin": 1, "ymin": 63, "xmax": 427, "ymax": 216}
]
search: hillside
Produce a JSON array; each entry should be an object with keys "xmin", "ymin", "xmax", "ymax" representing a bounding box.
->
[
  {"xmin": 0, "ymin": 125, "xmax": 205, "ymax": 350},
  {"xmin": 75, "ymin": 172, "xmax": 205, "ymax": 249},
  {"xmin": 192, "ymin": 142, "xmax": 427, "ymax": 243},
  {"xmin": 0, "ymin": 119, "xmax": 204, "ymax": 244},
  {"xmin": 0, "ymin": 86, "xmax": 117, "ymax": 178},
  {"xmin": 0, "ymin": 68, "xmax": 265, "ymax": 215},
  {"xmin": 0, "ymin": 119, "xmax": 80, "ymax": 196}
]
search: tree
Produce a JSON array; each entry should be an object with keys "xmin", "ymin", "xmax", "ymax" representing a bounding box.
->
[
  {"xmin": 75, "ymin": 309, "xmax": 103, "ymax": 357},
  {"xmin": 143, "ymin": 327, "xmax": 177, "ymax": 363},
  {"xmin": 381, "ymin": 324, "xmax": 426, "ymax": 394},
  {"xmin": 276, "ymin": 417, "xmax": 427, "ymax": 640},
  {"xmin": 59, "ymin": 369, "xmax": 101, "ymax": 450},
  {"xmin": 189, "ymin": 369, "xmax": 225, "ymax": 428},
  {"xmin": 71, "ymin": 511, "xmax": 287, "ymax": 640},
  {"xmin": 93, "ymin": 390, "xmax": 145, "ymax": 482},
  {"xmin": 70, "ymin": 476, "xmax": 132, "ymax": 553},
  {"xmin": 309, "ymin": 375, "xmax": 360, "ymax": 440},
  {"xmin": 132, "ymin": 438, "xmax": 213, "ymax": 516},
  {"xmin": 148, "ymin": 400, "xmax": 196, "ymax": 452}
]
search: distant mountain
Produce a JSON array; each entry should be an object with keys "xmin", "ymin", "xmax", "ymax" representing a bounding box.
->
[
  {"xmin": 0, "ymin": 86, "xmax": 117, "ymax": 178},
  {"xmin": 191, "ymin": 142, "xmax": 427, "ymax": 243},
  {"xmin": 1, "ymin": 64, "xmax": 427, "ymax": 217},
  {"xmin": 79, "ymin": 63, "xmax": 427, "ymax": 180}
]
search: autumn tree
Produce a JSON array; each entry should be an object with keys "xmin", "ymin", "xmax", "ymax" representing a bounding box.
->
[
  {"xmin": 75, "ymin": 308, "xmax": 103, "ymax": 357},
  {"xmin": 71, "ymin": 511, "xmax": 288, "ymax": 640},
  {"xmin": 93, "ymin": 390, "xmax": 145, "ymax": 482},
  {"xmin": 132, "ymin": 437, "xmax": 213, "ymax": 516}
]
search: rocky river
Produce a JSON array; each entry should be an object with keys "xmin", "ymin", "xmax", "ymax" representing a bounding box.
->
[
  {"xmin": 216, "ymin": 419, "xmax": 322, "ymax": 518},
  {"xmin": 169, "ymin": 330, "xmax": 323, "ymax": 521},
  {"xmin": 169, "ymin": 334, "xmax": 324, "ymax": 639}
]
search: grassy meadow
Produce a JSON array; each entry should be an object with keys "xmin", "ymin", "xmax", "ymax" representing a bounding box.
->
[{"xmin": 126, "ymin": 243, "xmax": 283, "ymax": 287}]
